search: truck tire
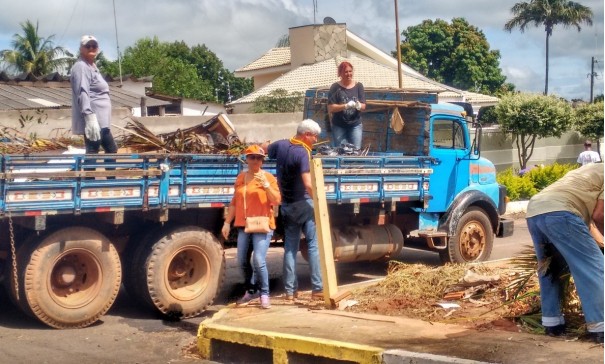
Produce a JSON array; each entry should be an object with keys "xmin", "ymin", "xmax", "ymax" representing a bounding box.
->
[
  {"xmin": 131, "ymin": 226, "xmax": 225, "ymax": 319},
  {"xmin": 10, "ymin": 227, "xmax": 122, "ymax": 328},
  {"xmin": 122, "ymin": 225, "xmax": 161, "ymax": 305},
  {"xmin": 440, "ymin": 207, "xmax": 493, "ymax": 264}
]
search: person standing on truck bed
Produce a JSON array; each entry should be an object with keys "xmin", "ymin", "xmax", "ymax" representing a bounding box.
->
[
  {"xmin": 327, "ymin": 61, "xmax": 366, "ymax": 149},
  {"xmin": 267, "ymin": 119, "xmax": 324, "ymax": 302},
  {"xmin": 222, "ymin": 145, "xmax": 281, "ymax": 309},
  {"xmin": 70, "ymin": 35, "xmax": 118, "ymax": 155},
  {"xmin": 525, "ymin": 162, "xmax": 604, "ymax": 343}
]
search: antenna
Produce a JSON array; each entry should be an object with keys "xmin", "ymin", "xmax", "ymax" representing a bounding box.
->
[
  {"xmin": 112, "ymin": 0, "xmax": 123, "ymax": 85},
  {"xmin": 313, "ymin": 0, "xmax": 318, "ymax": 24},
  {"xmin": 323, "ymin": 17, "xmax": 336, "ymax": 25}
]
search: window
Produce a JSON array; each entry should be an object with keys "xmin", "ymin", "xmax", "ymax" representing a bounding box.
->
[{"xmin": 433, "ymin": 119, "xmax": 465, "ymax": 149}]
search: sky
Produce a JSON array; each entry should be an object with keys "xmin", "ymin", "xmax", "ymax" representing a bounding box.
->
[{"xmin": 0, "ymin": 0, "xmax": 603, "ymax": 101}]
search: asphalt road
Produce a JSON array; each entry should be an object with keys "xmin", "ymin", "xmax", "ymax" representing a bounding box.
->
[{"xmin": 0, "ymin": 218, "xmax": 531, "ymax": 364}]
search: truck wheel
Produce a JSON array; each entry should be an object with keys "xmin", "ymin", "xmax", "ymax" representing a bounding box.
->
[
  {"xmin": 122, "ymin": 225, "xmax": 161, "ymax": 305},
  {"xmin": 440, "ymin": 207, "xmax": 493, "ymax": 264},
  {"xmin": 134, "ymin": 226, "xmax": 225, "ymax": 319},
  {"xmin": 13, "ymin": 227, "xmax": 121, "ymax": 328}
]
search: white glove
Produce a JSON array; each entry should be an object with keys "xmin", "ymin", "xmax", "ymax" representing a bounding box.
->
[
  {"xmin": 355, "ymin": 101, "xmax": 362, "ymax": 111},
  {"xmin": 254, "ymin": 172, "xmax": 270, "ymax": 189},
  {"xmin": 345, "ymin": 100, "xmax": 356, "ymax": 110},
  {"xmin": 84, "ymin": 113, "xmax": 101, "ymax": 141},
  {"xmin": 221, "ymin": 222, "xmax": 231, "ymax": 240}
]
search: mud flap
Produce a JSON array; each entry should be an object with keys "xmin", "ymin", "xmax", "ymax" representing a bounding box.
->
[{"xmin": 497, "ymin": 217, "xmax": 514, "ymax": 237}]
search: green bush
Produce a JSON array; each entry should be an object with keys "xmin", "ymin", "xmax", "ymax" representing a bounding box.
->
[
  {"xmin": 524, "ymin": 163, "xmax": 578, "ymax": 192},
  {"xmin": 496, "ymin": 168, "xmax": 537, "ymax": 201},
  {"xmin": 496, "ymin": 163, "xmax": 579, "ymax": 201}
]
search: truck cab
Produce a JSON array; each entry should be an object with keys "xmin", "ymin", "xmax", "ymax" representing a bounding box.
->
[{"xmin": 304, "ymin": 87, "xmax": 513, "ymax": 263}]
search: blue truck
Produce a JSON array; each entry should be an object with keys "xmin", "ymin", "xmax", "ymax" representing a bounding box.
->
[{"xmin": 0, "ymin": 87, "xmax": 511, "ymax": 329}]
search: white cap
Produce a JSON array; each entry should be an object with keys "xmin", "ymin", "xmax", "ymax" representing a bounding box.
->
[{"xmin": 80, "ymin": 35, "xmax": 98, "ymax": 46}]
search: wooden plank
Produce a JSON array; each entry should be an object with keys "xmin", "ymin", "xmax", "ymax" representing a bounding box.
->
[{"xmin": 310, "ymin": 158, "xmax": 338, "ymax": 308}]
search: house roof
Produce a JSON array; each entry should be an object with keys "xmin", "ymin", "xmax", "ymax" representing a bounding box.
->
[
  {"xmin": 236, "ymin": 47, "xmax": 291, "ymax": 73},
  {"xmin": 0, "ymin": 77, "xmax": 169, "ymax": 111},
  {"xmin": 232, "ymin": 27, "xmax": 499, "ymax": 108},
  {"xmin": 231, "ymin": 55, "xmax": 498, "ymax": 105}
]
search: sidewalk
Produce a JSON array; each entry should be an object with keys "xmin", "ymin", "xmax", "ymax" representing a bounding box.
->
[
  {"xmin": 197, "ymin": 202, "xmax": 604, "ymax": 364},
  {"xmin": 198, "ymin": 296, "xmax": 603, "ymax": 364}
]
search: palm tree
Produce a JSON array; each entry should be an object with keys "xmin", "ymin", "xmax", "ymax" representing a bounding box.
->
[
  {"xmin": 0, "ymin": 20, "xmax": 73, "ymax": 77},
  {"xmin": 504, "ymin": 0, "xmax": 593, "ymax": 95}
]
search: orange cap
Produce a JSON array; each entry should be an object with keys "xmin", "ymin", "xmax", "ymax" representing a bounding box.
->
[{"xmin": 244, "ymin": 145, "xmax": 266, "ymax": 157}]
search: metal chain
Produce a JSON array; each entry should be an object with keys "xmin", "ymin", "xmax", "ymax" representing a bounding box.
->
[{"xmin": 8, "ymin": 212, "xmax": 19, "ymax": 300}]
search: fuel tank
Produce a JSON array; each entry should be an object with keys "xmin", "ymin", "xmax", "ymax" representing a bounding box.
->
[{"xmin": 331, "ymin": 224, "xmax": 404, "ymax": 263}]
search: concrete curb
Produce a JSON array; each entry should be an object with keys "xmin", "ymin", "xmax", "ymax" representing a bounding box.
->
[
  {"xmin": 198, "ymin": 307, "xmax": 383, "ymax": 364},
  {"xmin": 505, "ymin": 200, "xmax": 528, "ymax": 215},
  {"xmin": 383, "ymin": 350, "xmax": 492, "ymax": 364},
  {"xmin": 197, "ymin": 308, "xmax": 492, "ymax": 364}
]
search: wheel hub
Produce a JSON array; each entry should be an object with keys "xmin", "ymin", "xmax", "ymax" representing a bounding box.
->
[
  {"xmin": 52, "ymin": 264, "xmax": 77, "ymax": 287},
  {"xmin": 460, "ymin": 223, "xmax": 485, "ymax": 260}
]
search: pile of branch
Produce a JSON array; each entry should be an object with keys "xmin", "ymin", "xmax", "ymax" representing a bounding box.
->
[
  {"xmin": 0, "ymin": 125, "xmax": 79, "ymax": 154},
  {"xmin": 117, "ymin": 114, "xmax": 243, "ymax": 155}
]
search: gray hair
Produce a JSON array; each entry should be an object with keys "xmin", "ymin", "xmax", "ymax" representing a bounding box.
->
[{"xmin": 296, "ymin": 119, "xmax": 321, "ymax": 136}]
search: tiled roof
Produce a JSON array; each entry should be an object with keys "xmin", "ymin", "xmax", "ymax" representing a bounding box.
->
[
  {"xmin": 235, "ymin": 48, "xmax": 291, "ymax": 72},
  {"xmin": 0, "ymin": 82, "xmax": 168, "ymax": 111},
  {"xmin": 231, "ymin": 55, "xmax": 462, "ymax": 105}
]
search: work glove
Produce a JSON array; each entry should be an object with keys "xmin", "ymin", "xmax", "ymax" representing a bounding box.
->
[
  {"xmin": 345, "ymin": 100, "xmax": 356, "ymax": 110},
  {"xmin": 221, "ymin": 222, "xmax": 231, "ymax": 240},
  {"xmin": 355, "ymin": 101, "xmax": 362, "ymax": 111},
  {"xmin": 84, "ymin": 113, "xmax": 101, "ymax": 142},
  {"xmin": 254, "ymin": 172, "xmax": 270, "ymax": 189}
]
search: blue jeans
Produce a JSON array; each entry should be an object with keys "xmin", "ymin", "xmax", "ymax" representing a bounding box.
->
[
  {"xmin": 236, "ymin": 229, "xmax": 273, "ymax": 295},
  {"xmin": 281, "ymin": 199, "xmax": 323, "ymax": 295},
  {"xmin": 332, "ymin": 123, "xmax": 362, "ymax": 149},
  {"xmin": 527, "ymin": 212, "xmax": 604, "ymax": 332}
]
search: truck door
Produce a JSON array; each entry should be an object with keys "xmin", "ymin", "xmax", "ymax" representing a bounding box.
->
[{"xmin": 427, "ymin": 116, "xmax": 471, "ymax": 212}]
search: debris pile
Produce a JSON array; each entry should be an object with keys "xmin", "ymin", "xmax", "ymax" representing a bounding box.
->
[
  {"xmin": 117, "ymin": 114, "xmax": 243, "ymax": 154},
  {"xmin": 1, "ymin": 113, "xmax": 244, "ymax": 156},
  {"xmin": 348, "ymin": 255, "xmax": 585, "ymax": 334}
]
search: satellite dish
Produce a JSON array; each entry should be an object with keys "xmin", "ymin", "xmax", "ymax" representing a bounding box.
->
[{"xmin": 323, "ymin": 17, "xmax": 336, "ymax": 24}]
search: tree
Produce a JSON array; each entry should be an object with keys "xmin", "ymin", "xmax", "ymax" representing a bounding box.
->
[
  {"xmin": 252, "ymin": 89, "xmax": 304, "ymax": 113},
  {"xmin": 395, "ymin": 18, "xmax": 507, "ymax": 95},
  {"xmin": 495, "ymin": 93, "xmax": 573, "ymax": 169},
  {"xmin": 573, "ymin": 101, "xmax": 604, "ymax": 154},
  {"xmin": 504, "ymin": 0, "xmax": 593, "ymax": 95},
  {"xmin": 0, "ymin": 19, "xmax": 72, "ymax": 76},
  {"xmin": 106, "ymin": 37, "xmax": 252, "ymax": 103}
]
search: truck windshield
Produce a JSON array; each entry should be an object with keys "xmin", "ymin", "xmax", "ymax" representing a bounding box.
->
[{"xmin": 433, "ymin": 119, "xmax": 465, "ymax": 149}]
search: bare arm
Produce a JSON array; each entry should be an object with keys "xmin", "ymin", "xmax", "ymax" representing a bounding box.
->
[
  {"xmin": 327, "ymin": 103, "xmax": 346, "ymax": 113},
  {"xmin": 592, "ymin": 199, "xmax": 604, "ymax": 236},
  {"xmin": 302, "ymin": 171, "xmax": 313, "ymax": 199},
  {"xmin": 224, "ymin": 204, "xmax": 236, "ymax": 225}
]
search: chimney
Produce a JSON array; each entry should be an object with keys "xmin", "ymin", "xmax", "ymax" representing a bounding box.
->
[{"xmin": 289, "ymin": 24, "xmax": 347, "ymax": 68}]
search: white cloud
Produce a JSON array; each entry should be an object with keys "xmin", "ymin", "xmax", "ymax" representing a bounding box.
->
[{"xmin": 0, "ymin": 0, "xmax": 602, "ymax": 101}]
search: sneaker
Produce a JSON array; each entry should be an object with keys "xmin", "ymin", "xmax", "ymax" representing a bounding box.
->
[
  {"xmin": 285, "ymin": 292, "xmax": 298, "ymax": 302},
  {"xmin": 236, "ymin": 291, "xmax": 259, "ymax": 306},
  {"xmin": 260, "ymin": 294, "xmax": 271, "ymax": 309},
  {"xmin": 311, "ymin": 290, "xmax": 324, "ymax": 301},
  {"xmin": 544, "ymin": 324, "xmax": 566, "ymax": 337}
]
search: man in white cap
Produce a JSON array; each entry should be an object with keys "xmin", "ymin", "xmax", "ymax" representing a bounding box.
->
[{"xmin": 70, "ymin": 35, "xmax": 117, "ymax": 154}]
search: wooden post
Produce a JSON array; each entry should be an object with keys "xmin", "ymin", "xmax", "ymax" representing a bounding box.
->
[{"xmin": 310, "ymin": 158, "xmax": 338, "ymax": 307}]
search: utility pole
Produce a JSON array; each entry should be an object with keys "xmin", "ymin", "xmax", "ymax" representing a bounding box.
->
[
  {"xmin": 394, "ymin": 0, "xmax": 402, "ymax": 89},
  {"xmin": 112, "ymin": 0, "xmax": 123, "ymax": 85},
  {"xmin": 589, "ymin": 56, "xmax": 597, "ymax": 103}
]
